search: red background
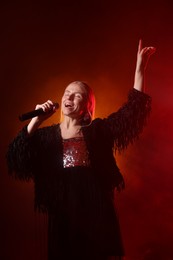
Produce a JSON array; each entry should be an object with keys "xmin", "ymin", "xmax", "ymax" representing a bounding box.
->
[{"xmin": 1, "ymin": 1, "xmax": 173, "ymax": 259}]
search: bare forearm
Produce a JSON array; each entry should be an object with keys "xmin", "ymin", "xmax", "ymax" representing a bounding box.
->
[
  {"xmin": 27, "ymin": 118, "xmax": 42, "ymax": 136},
  {"xmin": 133, "ymin": 70, "xmax": 145, "ymax": 92}
]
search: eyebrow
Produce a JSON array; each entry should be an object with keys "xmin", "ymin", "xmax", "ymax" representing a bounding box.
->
[{"xmin": 64, "ymin": 90, "xmax": 84, "ymax": 95}]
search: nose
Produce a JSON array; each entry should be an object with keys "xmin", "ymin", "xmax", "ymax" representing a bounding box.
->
[{"xmin": 67, "ymin": 93, "xmax": 74, "ymax": 100}]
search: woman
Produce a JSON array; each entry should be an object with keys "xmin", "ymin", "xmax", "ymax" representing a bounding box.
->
[{"xmin": 7, "ymin": 40, "xmax": 155, "ymax": 260}]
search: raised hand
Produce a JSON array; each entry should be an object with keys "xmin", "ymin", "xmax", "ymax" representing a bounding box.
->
[
  {"xmin": 136, "ymin": 39, "xmax": 156, "ymax": 72},
  {"xmin": 133, "ymin": 39, "xmax": 156, "ymax": 92}
]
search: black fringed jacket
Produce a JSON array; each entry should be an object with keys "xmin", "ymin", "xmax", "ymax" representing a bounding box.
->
[{"xmin": 7, "ymin": 89, "xmax": 151, "ymax": 213}]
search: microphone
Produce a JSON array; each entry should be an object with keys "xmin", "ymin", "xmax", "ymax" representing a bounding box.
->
[{"xmin": 19, "ymin": 102, "xmax": 59, "ymax": 121}]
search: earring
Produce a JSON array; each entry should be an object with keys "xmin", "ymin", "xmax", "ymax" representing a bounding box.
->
[{"xmin": 83, "ymin": 113, "xmax": 90, "ymax": 121}]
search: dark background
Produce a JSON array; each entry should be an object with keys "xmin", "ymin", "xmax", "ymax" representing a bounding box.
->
[{"xmin": 1, "ymin": 1, "xmax": 173, "ymax": 259}]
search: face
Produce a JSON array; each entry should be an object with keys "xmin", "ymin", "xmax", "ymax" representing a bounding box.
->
[{"xmin": 61, "ymin": 82, "xmax": 87, "ymax": 119}]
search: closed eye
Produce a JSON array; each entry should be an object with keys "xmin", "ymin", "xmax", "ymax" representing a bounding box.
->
[{"xmin": 75, "ymin": 94, "xmax": 82, "ymax": 99}]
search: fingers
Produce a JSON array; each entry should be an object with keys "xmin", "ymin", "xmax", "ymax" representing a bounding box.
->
[
  {"xmin": 35, "ymin": 100, "xmax": 55, "ymax": 113},
  {"xmin": 138, "ymin": 39, "xmax": 156, "ymax": 55},
  {"xmin": 138, "ymin": 39, "xmax": 143, "ymax": 52},
  {"xmin": 146, "ymin": 46, "xmax": 156, "ymax": 55},
  {"xmin": 139, "ymin": 41, "xmax": 156, "ymax": 54},
  {"xmin": 42, "ymin": 100, "xmax": 54, "ymax": 113},
  {"xmin": 143, "ymin": 47, "xmax": 156, "ymax": 60}
]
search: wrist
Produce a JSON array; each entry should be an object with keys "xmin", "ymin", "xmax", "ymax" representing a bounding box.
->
[
  {"xmin": 27, "ymin": 118, "xmax": 42, "ymax": 135},
  {"xmin": 134, "ymin": 70, "xmax": 145, "ymax": 92}
]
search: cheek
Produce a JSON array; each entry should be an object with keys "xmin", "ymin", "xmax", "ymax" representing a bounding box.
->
[
  {"xmin": 78, "ymin": 101, "xmax": 87, "ymax": 112},
  {"xmin": 61, "ymin": 96, "xmax": 65, "ymax": 104}
]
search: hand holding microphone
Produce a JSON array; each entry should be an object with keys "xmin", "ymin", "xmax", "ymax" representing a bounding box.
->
[
  {"xmin": 19, "ymin": 100, "xmax": 59, "ymax": 122},
  {"xmin": 19, "ymin": 100, "xmax": 59, "ymax": 136}
]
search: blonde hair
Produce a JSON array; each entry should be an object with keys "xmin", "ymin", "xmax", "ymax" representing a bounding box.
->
[{"xmin": 72, "ymin": 81, "xmax": 95, "ymax": 125}]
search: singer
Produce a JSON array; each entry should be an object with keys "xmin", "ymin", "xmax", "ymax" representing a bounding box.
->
[{"xmin": 7, "ymin": 40, "xmax": 155, "ymax": 260}]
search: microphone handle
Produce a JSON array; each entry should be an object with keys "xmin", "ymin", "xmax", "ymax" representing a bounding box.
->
[
  {"xmin": 19, "ymin": 103, "xmax": 59, "ymax": 121},
  {"xmin": 19, "ymin": 108, "xmax": 44, "ymax": 121}
]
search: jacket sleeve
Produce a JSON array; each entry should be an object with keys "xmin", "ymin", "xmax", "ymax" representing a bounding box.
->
[
  {"xmin": 6, "ymin": 126, "xmax": 37, "ymax": 180},
  {"xmin": 6, "ymin": 125, "xmax": 54, "ymax": 181},
  {"xmin": 105, "ymin": 88, "xmax": 152, "ymax": 152}
]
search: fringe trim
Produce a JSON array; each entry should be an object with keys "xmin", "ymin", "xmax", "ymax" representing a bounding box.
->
[{"xmin": 107, "ymin": 89, "xmax": 151, "ymax": 152}]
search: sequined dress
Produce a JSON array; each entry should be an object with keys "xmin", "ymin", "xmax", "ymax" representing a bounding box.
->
[{"xmin": 62, "ymin": 137, "xmax": 90, "ymax": 168}]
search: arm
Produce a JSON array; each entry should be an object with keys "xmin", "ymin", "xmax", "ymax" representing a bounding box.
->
[
  {"xmin": 6, "ymin": 124, "xmax": 57, "ymax": 180},
  {"xmin": 6, "ymin": 126, "xmax": 36, "ymax": 180},
  {"xmin": 27, "ymin": 100, "xmax": 57, "ymax": 135},
  {"xmin": 133, "ymin": 39, "xmax": 156, "ymax": 92},
  {"xmin": 106, "ymin": 89, "xmax": 151, "ymax": 152},
  {"xmin": 105, "ymin": 40, "xmax": 155, "ymax": 151},
  {"xmin": 7, "ymin": 99, "xmax": 57, "ymax": 180}
]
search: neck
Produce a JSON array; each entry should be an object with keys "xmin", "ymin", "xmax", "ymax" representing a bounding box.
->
[
  {"xmin": 60, "ymin": 116, "xmax": 83, "ymax": 139},
  {"xmin": 61, "ymin": 116, "xmax": 81, "ymax": 129}
]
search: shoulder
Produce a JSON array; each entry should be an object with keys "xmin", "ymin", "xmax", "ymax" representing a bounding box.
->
[
  {"xmin": 84, "ymin": 118, "xmax": 112, "ymax": 140},
  {"xmin": 32, "ymin": 124, "xmax": 60, "ymax": 142},
  {"xmin": 37, "ymin": 123, "xmax": 59, "ymax": 133},
  {"xmin": 89, "ymin": 118, "xmax": 105, "ymax": 130}
]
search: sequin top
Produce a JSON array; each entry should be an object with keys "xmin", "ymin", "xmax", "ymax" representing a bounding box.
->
[{"xmin": 63, "ymin": 137, "xmax": 90, "ymax": 168}]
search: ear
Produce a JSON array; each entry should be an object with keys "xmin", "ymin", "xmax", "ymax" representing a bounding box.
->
[
  {"xmin": 83, "ymin": 112, "xmax": 90, "ymax": 121},
  {"xmin": 83, "ymin": 112, "xmax": 92, "ymax": 126}
]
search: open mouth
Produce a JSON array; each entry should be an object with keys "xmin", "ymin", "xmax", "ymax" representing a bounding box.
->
[{"xmin": 65, "ymin": 103, "xmax": 73, "ymax": 108}]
